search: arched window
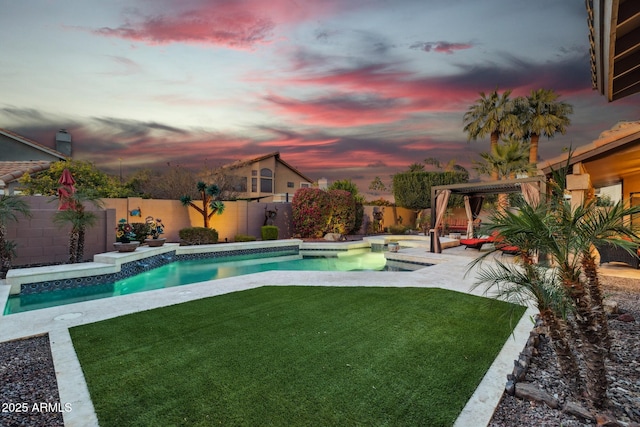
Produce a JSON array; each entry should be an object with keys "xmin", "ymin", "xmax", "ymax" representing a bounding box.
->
[{"xmin": 260, "ymin": 168, "xmax": 273, "ymax": 193}]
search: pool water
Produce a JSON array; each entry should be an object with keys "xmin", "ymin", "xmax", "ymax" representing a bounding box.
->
[{"xmin": 4, "ymin": 251, "xmax": 397, "ymax": 315}]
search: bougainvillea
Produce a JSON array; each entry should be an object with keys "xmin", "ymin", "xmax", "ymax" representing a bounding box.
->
[
  {"xmin": 327, "ymin": 189, "xmax": 356, "ymax": 234},
  {"xmin": 292, "ymin": 188, "xmax": 357, "ymax": 238},
  {"xmin": 292, "ymin": 188, "xmax": 332, "ymax": 238}
]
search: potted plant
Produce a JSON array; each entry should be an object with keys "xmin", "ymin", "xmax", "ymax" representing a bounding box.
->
[
  {"xmin": 144, "ymin": 216, "xmax": 166, "ymax": 247},
  {"xmin": 114, "ymin": 218, "xmax": 140, "ymax": 252}
]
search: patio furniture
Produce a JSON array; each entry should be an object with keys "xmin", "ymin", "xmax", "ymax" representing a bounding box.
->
[
  {"xmin": 460, "ymin": 236, "xmax": 494, "ymax": 250},
  {"xmin": 594, "ymin": 242, "xmax": 640, "ymax": 269}
]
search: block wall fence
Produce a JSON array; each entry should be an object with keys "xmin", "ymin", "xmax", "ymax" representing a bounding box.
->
[{"xmin": 6, "ymin": 196, "xmax": 418, "ymax": 267}]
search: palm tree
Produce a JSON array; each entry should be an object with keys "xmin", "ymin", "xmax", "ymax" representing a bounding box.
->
[
  {"xmin": 0, "ymin": 195, "xmax": 31, "ymax": 276},
  {"xmin": 53, "ymin": 191, "xmax": 104, "ymax": 263},
  {"xmin": 473, "ymin": 138, "xmax": 532, "ymax": 210},
  {"xmin": 470, "ymin": 167, "xmax": 640, "ymax": 409},
  {"xmin": 463, "ymin": 89, "xmax": 521, "ymax": 179},
  {"xmin": 518, "ymin": 89, "xmax": 573, "ymax": 168}
]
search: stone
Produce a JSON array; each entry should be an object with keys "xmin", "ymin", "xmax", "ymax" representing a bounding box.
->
[
  {"xmin": 604, "ymin": 299, "xmax": 619, "ymax": 315},
  {"xmin": 617, "ymin": 313, "xmax": 635, "ymax": 322},
  {"xmin": 563, "ymin": 400, "xmax": 594, "ymax": 421},
  {"xmin": 514, "ymin": 382, "xmax": 559, "ymax": 409},
  {"xmin": 595, "ymin": 413, "xmax": 623, "ymax": 426},
  {"xmin": 323, "ymin": 233, "xmax": 342, "ymax": 241}
]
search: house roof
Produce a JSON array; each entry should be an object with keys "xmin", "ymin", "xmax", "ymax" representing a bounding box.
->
[
  {"xmin": 223, "ymin": 151, "xmax": 314, "ymax": 183},
  {"xmin": 587, "ymin": 0, "xmax": 640, "ymax": 101},
  {"xmin": 0, "ymin": 128, "xmax": 68, "ymax": 161},
  {"xmin": 540, "ymin": 120, "xmax": 640, "ymax": 188},
  {"xmin": 0, "ymin": 160, "xmax": 52, "ymax": 190}
]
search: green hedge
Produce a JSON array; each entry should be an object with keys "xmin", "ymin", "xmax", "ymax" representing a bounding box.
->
[
  {"xmin": 261, "ymin": 226, "xmax": 279, "ymax": 240},
  {"xmin": 234, "ymin": 234, "xmax": 256, "ymax": 242},
  {"xmin": 178, "ymin": 227, "xmax": 218, "ymax": 245}
]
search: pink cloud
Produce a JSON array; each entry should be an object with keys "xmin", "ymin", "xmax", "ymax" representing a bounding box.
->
[
  {"xmin": 263, "ymin": 93, "xmax": 417, "ymax": 127},
  {"xmin": 91, "ymin": 0, "xmax": 339, "ymax": 49}
]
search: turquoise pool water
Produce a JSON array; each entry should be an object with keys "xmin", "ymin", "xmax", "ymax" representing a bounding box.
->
[{"xmin": 4, "ymin": 251, "xmax": 399, "ymax": 315}]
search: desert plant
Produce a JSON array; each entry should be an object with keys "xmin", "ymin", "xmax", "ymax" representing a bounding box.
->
[
  {"xmin": 130, "ymin": 222, "xmax": 151, "ymax": 242},
  {"xmin": 180, "ymin": 182, "xmax": 225, "ymax": 228},
  {"xmin": 261, "ymin": 226, "xmax": 278, "ymax": 240},
  {"xmin": 179, "ymin": 227, "xmax": 218, "ymax": 245}
]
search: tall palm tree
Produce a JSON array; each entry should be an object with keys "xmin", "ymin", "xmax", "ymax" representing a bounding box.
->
[
  {"xmin": 53, "ymin": 191, "xmax": 103, "ymax": 263},
  {"xmin": 519, "ymin": 89, "xmax": 573, "ymax": 168},
  {"xmin": 463, "ymin": 89, "xmax": 521, "ymax": 179},
  {"xmin": 0, "ymin": 195, "xmax": 31, "ymax": 276}
]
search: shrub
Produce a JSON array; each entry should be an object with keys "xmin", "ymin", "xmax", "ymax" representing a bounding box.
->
[
  {"xmin": 292, "ymin": 188, "xmax": 332, "ymax": 238},
  {"xmin": 261, "ymin": 226, "xmax": 279, "ymax": 240},
  {"xmin": 328, "ymin": 189, "xmax": 356, "ymax": 234},
  {"xmin": 178, "ymin": 227, "xmax": 219, "ymax": 245},
  {"xmin": 388, "ymin": 224, "xmax": 407, "ymax": 235},
  {"xmin": 130, "ymin": 222, "xmax": 151, "ymax": 242},
  {"xmin": 234, "ymin": 234, "xmax": 256, "ymax": 242}
]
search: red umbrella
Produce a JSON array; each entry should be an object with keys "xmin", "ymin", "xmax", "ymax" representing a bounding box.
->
[{"xmin": 58, "ymin": 169, "xmax": 76, "ymax": 211}]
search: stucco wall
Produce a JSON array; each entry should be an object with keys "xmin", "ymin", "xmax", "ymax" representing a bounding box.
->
[
  {"xmin": 7, "ymin": 197, "xmax": 410, "ymax": 267},
  {"xmin": 6, "ymin": 196, "xmax": 114, "ymax": 266}
]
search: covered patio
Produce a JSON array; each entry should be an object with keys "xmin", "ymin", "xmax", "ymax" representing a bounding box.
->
[{"xmin": 428, "ymin": 176, "xmax": 547, "ymax": 253}]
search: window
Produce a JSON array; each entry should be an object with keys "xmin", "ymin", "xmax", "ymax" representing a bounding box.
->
[
  {"xmin": 287, "ymin": 181, "xmax": 294, "ymax": 188},
  {"xmin": 300, "ymin": 182, "xmax": 311, "ymax": 188},
  {"xmin": 251, "ymin": 170, "xmax": 257, "ymax": 176},
  {"xmin": 251, "ymin": 178, "xmax": 257, "ymax": 192},
  {"xmin": 260, "ymin": 168, "xmax": 273, "ymax": 193}
]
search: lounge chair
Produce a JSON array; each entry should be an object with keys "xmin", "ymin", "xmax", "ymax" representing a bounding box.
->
[{"xmin": 594, "ymin": 242, "xmax": 640, "ymax": 269}]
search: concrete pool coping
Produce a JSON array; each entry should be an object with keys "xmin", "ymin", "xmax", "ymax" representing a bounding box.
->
[{"xmin": 0, "ymin": 242, "xmax": 534, "ymax": 427}]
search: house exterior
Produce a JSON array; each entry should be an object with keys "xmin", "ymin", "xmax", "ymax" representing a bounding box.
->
[
  {"xmin": 0, "ymin": 129, "xmax": 69, "ymax": 194},
  {"xmin": 218, "ymin": 152, "xmax": 314, "ymax": 201},
  {"xmin": 540, "ymin": 121, "xmax": 640, "ymax": 211}
]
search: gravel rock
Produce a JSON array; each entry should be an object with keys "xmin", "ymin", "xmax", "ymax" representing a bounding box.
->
[
  {"xmin": 490, "ymin": 278, "xmax": 640, "ymax": 427},
  {"xmin": 0, "ymin": 334, "xmax": 64, "ymax": 427}
]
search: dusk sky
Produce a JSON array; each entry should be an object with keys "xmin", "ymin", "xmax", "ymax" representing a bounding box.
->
[{"xmin": 1, "ymin": 0, "xmax": 639, "ymax": 197}]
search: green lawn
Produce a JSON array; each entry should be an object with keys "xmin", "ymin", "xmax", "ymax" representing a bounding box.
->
[{"xmin": 70, "ymin": 286, "xmax": 525, "ymax": 427}]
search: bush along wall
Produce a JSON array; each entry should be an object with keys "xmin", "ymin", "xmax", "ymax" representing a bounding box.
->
[
  {"xmin": 178, "ymin": 227, "xmax": 219, "ymax": 245},
  {"xmin": 292, "ymin": 188, "xmax": 332, "ymax": 238},
  {"xmin": 327, "ymin": 189, "xmax": 356, "ymax": 235},
  {"xmin": 292, "ymin": 188, "xmax": 357, "ymax": 238},
  {"xmin": 261, "ymin": 226, "xmax": 279, "ymax": 240}
]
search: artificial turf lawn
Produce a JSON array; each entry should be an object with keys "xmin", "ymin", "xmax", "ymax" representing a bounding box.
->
[{"xmin": 70, "ymin": 286, "xmax": 526, "ymax": 427}]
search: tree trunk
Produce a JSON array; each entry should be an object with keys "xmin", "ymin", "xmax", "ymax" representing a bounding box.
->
[
  {"xmin": 582, "ymin": 251, "xmax": 611, "ymax": 352},
  {"xmin": 565, "ymin": 275, "xmax": 609, "ymax": 409},
  {"xmin": 539, "ymin": 308, "xmax": 583, "ymax": 393},
  {"xmin": 76, "ymin": 226, "xmax": 86, "ymax": 264},
  {"xmin": 529, "ymin": 133, "xmax": 540, "ymax": 170},
  {"xmin": 490, "ymin": 131, "xmax": 499, "ymax": 180},
  {"xmin": 68, "ymin": 230, "xmax": 79, "ymax": 264}
]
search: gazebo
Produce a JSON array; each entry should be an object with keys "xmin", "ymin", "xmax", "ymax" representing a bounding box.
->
[{"xmin": 429, "ymin": 176, "xmax": 547, "ymax": 253}]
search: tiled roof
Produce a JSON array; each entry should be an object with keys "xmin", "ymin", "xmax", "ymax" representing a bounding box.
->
[
  {"xmin": 0, "ymin": 161, "xmax": 52, "ymax": 186},
  {"xmin": 0, "ymin": 128, "xmax": 68, "ymax": 160}
]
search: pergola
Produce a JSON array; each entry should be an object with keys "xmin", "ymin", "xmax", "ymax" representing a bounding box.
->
[{"xmin": 429, "ymin": 176, "xmax": 547, "ymax": 252}]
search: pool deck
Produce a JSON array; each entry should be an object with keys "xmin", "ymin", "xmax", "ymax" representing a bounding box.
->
[{"xmin": 2, "ymin": 239, "xmax": 633, "ymax": 426}]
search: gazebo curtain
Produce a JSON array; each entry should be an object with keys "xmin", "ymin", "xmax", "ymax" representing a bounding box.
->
[
  {"xmin": 464, "ymin": 196, "xmax": 474, "ymax": 238},
  {"xmin": 521, "ymin": 182, "xmax": 540, "ymax": 207},
  {"xmin": 430, "ymin": 189, "xmax": 451, "ymax": 253}
]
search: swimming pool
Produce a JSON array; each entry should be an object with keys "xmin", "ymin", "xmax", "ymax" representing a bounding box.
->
[{"xmin": 4, "ymin": 250, "xmax": 410, "ymax": 315}]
